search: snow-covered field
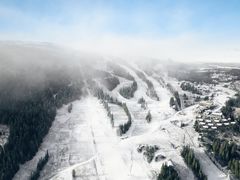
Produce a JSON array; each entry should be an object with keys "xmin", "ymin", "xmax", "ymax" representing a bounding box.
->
[{"xmin": 14, "ymin": 62, "xmax": 235, "ymax": 180}]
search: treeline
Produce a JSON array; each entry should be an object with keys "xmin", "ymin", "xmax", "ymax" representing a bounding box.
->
[
  {"xmin": 119, "ymin": 103, "xmax": 132, "ymax": 135},
  {"xmin": 170, "ymin": 92, "xmax": 181, "ymax": 111},
  {"xmin": 180, "ymin": 82, "xmax": 202, "ymax": 95},
  {"xmin": 102, "ymin": 100, "xmax": 114, "ymax": 127},
  {"xmin": 221, "ymin": 93, "xmax": 240, "ymax": 119},
  {"xmin": 174, "ymin": 92, "xmax": 181, "ymax": 109},
  {"xmin": 168, "ymin": 69, "xmax": 214, "ymax": 84},
  {"xmin": 95, "ymin": 88, "xmax": 122, "ymax": 106},
  {"xmin": 221, "ymin": 94, "xmax": 240, "ymax": 134},
  {"xmin": 30, "ymin": 151, "xmax": 49, "ymax": 180},
  {"xmin": 157, "ymin": 163, "xmax": 180, "ymax": 180},
  {"xmin": 0, "ymin": 74, "xmax": 82, "ymax": 180},
  {"xmin": 94, "ymin": 88, "xmax": 132, "ymax": 135},
  {"xmin": 134, "ymin": 69, "xmax": 159, "ymax": 101},
  {"xmin": 210, "ymin": 139, "xmax": 238, "ymax": 166},
  {"xmin": 208, "ymin": 139, "xmax": 240, "ymax": 178},
  {"xmin": 229, "ymin": 159, "xmax": 240, "ymax": 178},
  {"xmin": 181, "ymin": 146, "xmax": 207, "ymax": 180},
  {"xmin": 119, "ymin": 81, "xmax": 137, "ymax": 99}
]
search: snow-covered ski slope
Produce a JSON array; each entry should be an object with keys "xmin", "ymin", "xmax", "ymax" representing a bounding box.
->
[{"xmin": 14, "ymin": 61, "xmax": 232, "ymax": 180}]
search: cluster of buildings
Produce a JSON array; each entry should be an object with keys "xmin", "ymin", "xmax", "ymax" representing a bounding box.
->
[
  {"xmin": 211, "ymin": 72, "xmax": 238, "ymax": 83},
  {"xmin": 196, "ymin": 113, "xmax": 236, "ymax": 131},
  {"xmin": 195, "ymin": 102, "xmax": 236, "ymax": 133}
]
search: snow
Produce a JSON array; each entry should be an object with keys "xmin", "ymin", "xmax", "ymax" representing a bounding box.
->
[
  {"xmin": 108, "ymin": 103, "xmax": 128, "ymax": 127},
  {"xmin": 14, "ymin": 61, "xmax": 235, "ymax": 180}
]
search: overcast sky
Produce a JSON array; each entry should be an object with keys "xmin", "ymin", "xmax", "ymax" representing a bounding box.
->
[{"xmin": 0, "ymin": 0, "xmax": 240, "ymax": 62}]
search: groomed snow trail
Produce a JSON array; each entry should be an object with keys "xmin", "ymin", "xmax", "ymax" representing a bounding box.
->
[
  {"xmin": 83, "ymin": 96, "xmax": 130, "ymax": 180},
  {"xmin": 14, "ymin": 96, "xmax": 130, "ymax": 180},
  {"xmin": 48, "ymin": 96, "xmax": 130, "ymax": 180}
]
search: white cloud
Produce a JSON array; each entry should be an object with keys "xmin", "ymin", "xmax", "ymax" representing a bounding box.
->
[{"xmin": 0, "ymin": 3, "xmax": 240, "ymax": 63}]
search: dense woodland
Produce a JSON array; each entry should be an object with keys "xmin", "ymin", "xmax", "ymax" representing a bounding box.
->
[
  {"xmin": 168, "ymin": 68, "xmax": 214, "ymax": 84},
  {"xmin": 221, "ymin": 93, "xmax": 240, "ymax": 134},
  {"xmin": 169, "ymin": 91, "xmax": 181, "ymax": 111},
  {"xmin": 119, "ymin": 81, "xmax": 137, "ymax": 99},
  {"xmin": 204, "ymin": 136, "xmax": 240, "ymax": 178},
  {"xmin": 221, "ymin": 93, "xmax": 240, "ymax": 120},
  {"xmin": 180, "ymin": 82, "xmax": 202, "ymax": 95},
  {"xmin": 94, "ymin": 87, "xmax": 132, "ymax": 135},
  {"xmin": 228, "ymin": 159, "xmax": 240, "ymax": 178},
  {"xmin": 208, "ymin": 139, "xmax": 240, "ymax": 178},
  {"xmin": 209, "ymin": 139, "xmax": 238, "ymax": 166},
  {"xmin": 181, "ymin": 146, "xmax": 207, "ymax": 180},
  {"xmin": 0, "ymin": 71, "xmax": 83, "ymax": 180},
  {"xmin": 157, "ymin": 163, "xmax": 180, "ymax": 180}
]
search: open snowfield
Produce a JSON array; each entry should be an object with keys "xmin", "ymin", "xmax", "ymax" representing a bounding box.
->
[
  {"xmin": 108, "ymin": 103, "xmax": 128, "ymax": 127},
  {"xmin": 14, "ymin": 62, "xmax": 234, "ymax": 180}
]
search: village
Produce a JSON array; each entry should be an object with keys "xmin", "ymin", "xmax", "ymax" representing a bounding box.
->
[{"xmin": 195, "ymin": 102, "xmax": 236, "ymax": 139}]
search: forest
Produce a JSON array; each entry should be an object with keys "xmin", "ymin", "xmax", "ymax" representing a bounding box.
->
[
  {"xmin": 119, "ymin": 81, "xmax": 137, "ymax": 99},
  {"xmin": 208, "ymin": 139, "xmax": 240, "ymax": 178},
  {"xmin": 181, "ymin": 146, "xmax": 207, "ymax": 180},
  {"xmin": 169, "ymin": 91, "xmax": 181, "ymax": 111},
  {"xmin": 180, "ymin": 82, "xmax": 202, "ymax": 95},
  {"xmin": 221, "ymin": 93, "xmax": 240, "ymax": 120},
  {"xmin": 209, "ymin": 139, "xmax": 238, "ymax": 166},
  {"xmin": 157, "ymin": 163, "xmax": 180, "ymax": 180},
  {"xmin": 94, "ymin": 87, "xmax": 132, "ymax": 135},
  {"xmin": 0, "ymin": 70, "xmax": 83, "ymax": 180}
]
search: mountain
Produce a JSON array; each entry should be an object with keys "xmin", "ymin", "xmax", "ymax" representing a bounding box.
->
[{"xmin": 0, "ymin": 42, "xmax": 239, "ymax": 180}]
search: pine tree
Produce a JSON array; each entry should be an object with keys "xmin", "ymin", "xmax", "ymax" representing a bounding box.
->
[
  {"xmin": 157, "ymin": 163, "xmax": 180, "ymax": 180},
  {"xmin": 170, "ymin": 97, "xmax": 175, "ymax": 107},
  {"xmin": 146, "ymin": 111, "xmax": 152, "ymax": 123},
  {"xmin": 181, "ymin": 146, "xmax": 207, "ymax": 180}
]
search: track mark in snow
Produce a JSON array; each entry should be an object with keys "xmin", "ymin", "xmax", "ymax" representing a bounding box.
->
[{"xmin": 51, "ymin": 96, "xmax": 130, "ymax": 180}]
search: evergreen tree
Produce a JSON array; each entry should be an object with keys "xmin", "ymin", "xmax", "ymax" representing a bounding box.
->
[
  {"xmin": 170, "ymin": 97, "xmax": 175, "ymax": 107},
  {"xmin": 181, "ymin": 146, "xmax": 207, "ymax": 180},
  {"xmin": 158, "ymin": 163, "xmax": 180, "ymax": 180},
  {"xmin": 146, "ymin": 111, "xmax": 152, "ymax": 123},
  {"xmin": 68, "ymin": 103, "xmax": 73, "ymax": 113},
  {"xmin": 30, "ymin": 151, "xmax": 49, "ymax": 180},
  {"xmin": 119, "ymin": 81, "xmax": 138, "ymax": 99},
  {"xmin": 0, "ymin": 75, "xmax": 82, "ymax": 180}
]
